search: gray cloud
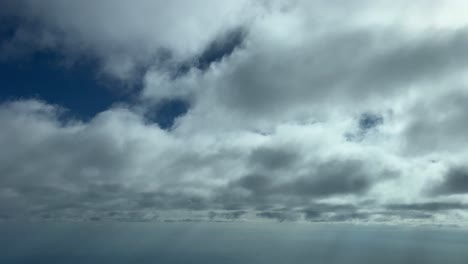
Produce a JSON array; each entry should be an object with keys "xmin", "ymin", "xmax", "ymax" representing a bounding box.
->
[
  {"xmin": 386, "ymin": 202, "xmax": 468, "ymax": 212},
  {"xmin": 225, "ymin": 159, "xmax": 385, "ymax": 212},
  {"xmin": 249, "ymin": 146, "xmax": 299, "ymax": 171},
  {"xmin": 3, "ymin": 1, "xmax": 468, "ymax": 227},
  {"xmin": 256, "ymin": 211, "xmax": 300, "ymax": 222},
  {"xmin": 280, "ymin": 160, "xmax": 373, "ymax": 197},
  {"xmin": 0, "ymin": 0, "xmax": 253, "ymax": 79},
  {"xmin": 302, "ymin": 203, "xmax": 367, "ymax": 222},
  {"xmin": 209, "ymin": 210, "xmax": 247, "ymax": 221},
  {"xmin": 0, "ymin": 100, "xmax": 391, "ymax": 221},
  {"xmin": 210, "ymin": 29, "xmax": 468, "ymax": 119},
  {"xmin": 378, "ymin": 201, "xmax": 468, "ymax": 222},
  {"xmin": 431, "ymin": 167, "xmax": 468, "ymax": 195},
  {"xmin": 351, "ymin": 30, "xmax": 468, "ymax": 94},
  {"xmin": 403, "ymin": 90, "xmax": 468, "ymax": 154}
]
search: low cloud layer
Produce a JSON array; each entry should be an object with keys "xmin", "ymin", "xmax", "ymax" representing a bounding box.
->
[{"xmin": 1, "ymin": 0, "xmax": 468, "ymax": 226}]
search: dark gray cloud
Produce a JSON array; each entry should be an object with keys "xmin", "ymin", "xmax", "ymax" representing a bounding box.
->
[
  {"xmin": 280, "ymin": 160, "xmax": 372, "ymax": 197},
  {"xmin": 236, "ymin": 174, "xmax": 272, "ymax": 195},
  {"xmin": 431, "ymin": 167, "xmax": 468, "ymax": 195},
  {"xmin": 209, "ymin": 210, "xmax": 247, "ymax": 220},
  {"xmin": 195, "ymin": 28, "xmax": 247, "ymax": 72},
  {"xmin": 223, "ymin": 159, "xmax": 385, "ymax": 213},
  {"xmin": 256, "ymin": 211, "xmax": 301, "ymax": 222},
  {"xmin": 302, "ymin": 203, "xmax": 357, "ymax": 219},
  {"xmin": 386, "ymin": 202, "xmax": 468, "ymax": 212},
  {"xmin": 249, "ymin": 146, "xmax": 299, "ymax": 171},
  {"xmin": 377, "ymin": 211, "xmax": 434, "ymax": 221}
]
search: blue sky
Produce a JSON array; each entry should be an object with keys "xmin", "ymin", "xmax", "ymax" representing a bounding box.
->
[
  {"xmin": 0, "ymin": 51, "xmax": 119, "ymax": 119},
  {"xmin": 0, "ymin": 17, "xmax": 245, "ymax": 128}
]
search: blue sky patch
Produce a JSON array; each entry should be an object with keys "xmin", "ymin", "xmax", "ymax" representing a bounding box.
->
[
  {"xmin": 146, "ymin": 99, "xmax": 190, "ymax": 130},
  {"xmin": 358, "ymin": 112, "xmax": 384, "ymax": 131},
  {"xmin": 0, "ymin": 51, "xmax": 131, "ymax": 120}
]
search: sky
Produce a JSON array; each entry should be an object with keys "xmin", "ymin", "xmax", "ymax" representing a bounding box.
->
[{"xmin": 1, "ymin": 0, "xmax": 468, "ymax": 228}]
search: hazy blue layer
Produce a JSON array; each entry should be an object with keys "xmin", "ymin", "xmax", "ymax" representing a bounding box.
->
[{"xmin": 1, "ymin": 222, "xmax": 467, "ymax": 264}]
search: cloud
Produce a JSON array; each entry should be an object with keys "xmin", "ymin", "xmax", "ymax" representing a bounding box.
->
[
  {"xmin": 164, "ymin": 17, "xmax": 468, "ymax": 124},
  {"xmin": 278, "ymin": 160, "xmax": 374, "ymax": 197},
  {"xmin": 386, "ymin": 202, "xmax": 468, "ymax": 212},
  {"xmin": 381, "ymin": 201, "xmax": 468, "ymax": 222},
  {"xmin": 2, "ymin": 1, "xmax": 468, "ymax": 227},
  {"xmin": 256, "ymin": 211, "xmax": 300, "ymax": 222},
  {"xmin": 0, "ymin": 0, "xmax": 254, "ymax": 79},
  {"xmin": 0, "ymin": 99, "xmax": 399, "ymax": 222},
  {"xmin": 358, "ymin": 113, "xmax": 384, "ymax": 131},
  {"xmin": 299, "ymin": 203, "xmax": 374, "ymax": 222},
  {"xmin": 249, "ymin": 146, "xmax": 299, "ymax": 171},
  {"xmin": 431, "ymin": 167, "xmax": 468, "ymax": 195},
  {"xmin": 345, "ymin": 112, "xmax": 385, "ymax": 142},
  {"xmin": 221, "ymin": 157, "xmax": 395, "ymax": 213},
  {"xmin": 402, "ymin": 90, "xmax": 468, "ymax": 154},
  {"xmin": 209, "ymin": 210, "xmax": 247, "ymax": 221}
]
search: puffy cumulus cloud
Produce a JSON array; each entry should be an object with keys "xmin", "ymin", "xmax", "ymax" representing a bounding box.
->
[
  {"xmin": 0, "ymin": 99, "xmax": 397, "ymax": 223},
  {"xmin": 2, "ymin": 99, "xmax": 467, "ymax": 226},
  {"xmin": 137, "ymin": 1, "xmax": 468, "ymax": 146},
  {"xmin": 0, "ymin": 99, "xmax": 244, "ymax": 220},
  {"xmin": 2, "ymin": 1, "xmax": 468, "ymax": 227},
  {"xmin": 157, "ymin": 24, "xmax": 468, "ymax": 127}
]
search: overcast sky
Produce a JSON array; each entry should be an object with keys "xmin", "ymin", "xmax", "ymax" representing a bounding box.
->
[{"xmin": 1, "ymin": 0, "xmax": 468, "ymax": 227}]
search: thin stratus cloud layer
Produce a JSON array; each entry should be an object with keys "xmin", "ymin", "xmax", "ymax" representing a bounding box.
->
[{"xmin": 1, "ymin": 0, "xmax": 468, "ymax": 226}]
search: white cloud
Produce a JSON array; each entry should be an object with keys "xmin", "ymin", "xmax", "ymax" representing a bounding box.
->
[
  {"xmin": 2, "ymin": 0, "xmax": 255, "ymax": 78},
  {"xmin": 0, "ymin": 99, "xmax": 464, "ymax": 225},
  {"xmin": 2, "ymin": 1, "xmax": 468, "ymax": 226}
]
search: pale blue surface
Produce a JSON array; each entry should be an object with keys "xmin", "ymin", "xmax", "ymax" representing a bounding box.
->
[{"xmin": 1, "ymin": 222, "xmax": 467, "ymax": 264}]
